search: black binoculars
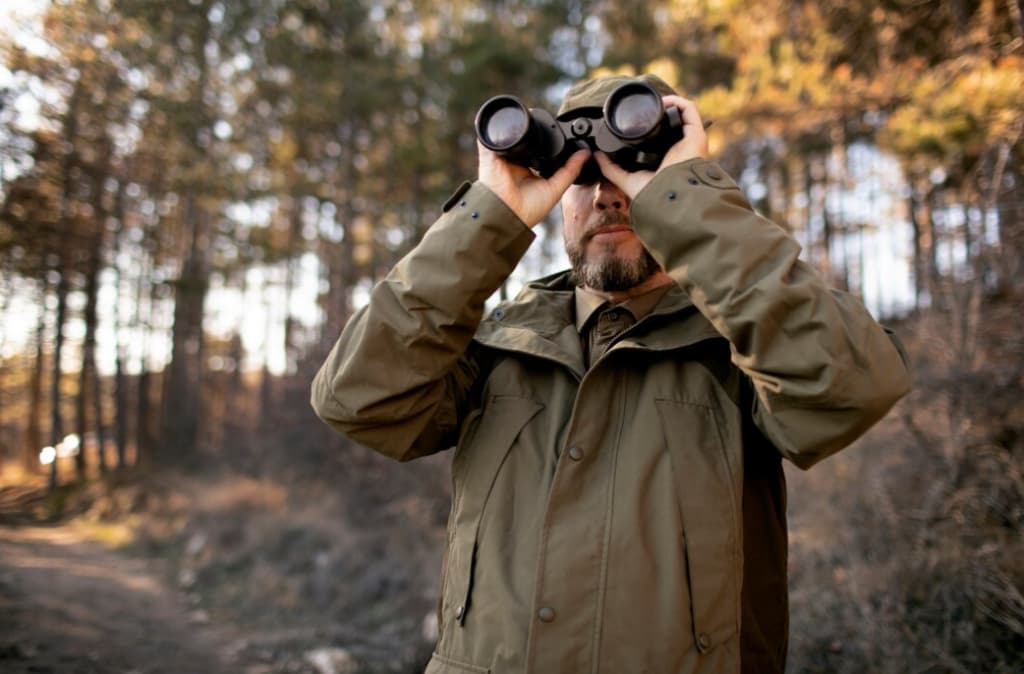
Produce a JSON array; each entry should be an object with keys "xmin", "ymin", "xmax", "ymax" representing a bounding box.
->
[{"xmin": 474, "ymin": 80, "xmax": 683, "ymax": 184}]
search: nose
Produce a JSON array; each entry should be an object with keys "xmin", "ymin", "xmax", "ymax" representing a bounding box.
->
[{"xmin": 593, "ymin": 179, "xmax": 629, "ymax": 212}]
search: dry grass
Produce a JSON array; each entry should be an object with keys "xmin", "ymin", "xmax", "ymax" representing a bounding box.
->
[{"xmin": 786, "ymin": 303, "xmax": 1024, "ymax": 674}]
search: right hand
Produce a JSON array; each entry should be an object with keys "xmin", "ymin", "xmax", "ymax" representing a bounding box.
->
[
  {"xmin": 593, "ymin": 95, "xmax": 709, "ymax": 200},
  {"xmin": 477, "ymin": 143, "xmax": 591, "ymax": 228}
]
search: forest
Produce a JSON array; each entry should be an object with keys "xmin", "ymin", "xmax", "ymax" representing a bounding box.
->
[{"xmin": 1, "ymin": 0, "xmax": 1022, "ymax": 673}]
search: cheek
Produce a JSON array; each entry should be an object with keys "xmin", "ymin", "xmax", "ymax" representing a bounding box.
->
[
  {"xmin": 560, "ymin": 202, "xmax": 582, "ymax": 241},
  {"xmin": 562, "ymin": 188, "xmax": 590, "ymax": 218}
]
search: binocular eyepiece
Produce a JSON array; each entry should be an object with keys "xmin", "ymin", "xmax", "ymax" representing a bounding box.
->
[{"xmin": 475, "ymin": 80, "xmax": 683, "ymax": 184}]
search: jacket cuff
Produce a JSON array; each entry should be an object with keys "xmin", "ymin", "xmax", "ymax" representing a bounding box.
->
[
  {"xmin": 630, "ymin": 158, "xmax": 745, "ymax": 230},
  {"xmin": 628, "ymin": 159, "xmax": 785, "ymax": 287},
  {"xmin": 387, "ymin": 181, "xmax": 536, "ymax": 316},
  {"xmin": 432, "ymin": 180, "xmax": 535, "ymax": 267}
]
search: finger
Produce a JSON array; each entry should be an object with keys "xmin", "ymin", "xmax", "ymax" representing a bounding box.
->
[
  {"xmin": 477, "ymin": 141, "xmax": 500, "ymax": 177},
  {"xmin": 593, "ymin": 151, "xmax": 630, "ymax": 186},
  {"xmin": 545, "ymin": 149, "xmax": 591, "ymax": 194},
  {"xmin": 661, "ymin": 95, "xmax": 704, "ymax": 130},
  {"xmin": 594, "ymin": 152, "xmax": 655, "ymax": 199},
  {"xmin": 476, "ymin": 140, "xmax": 500, "ymax": 166},
  {"xmin": 477, "ymin": 140, "xmax": 531, "ymax": 180}
]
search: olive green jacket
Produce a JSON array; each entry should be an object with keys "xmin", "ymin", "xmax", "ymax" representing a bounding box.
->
[{"xmin": 311, "ymin": 159, "xmax": 911, "ymax": 674}]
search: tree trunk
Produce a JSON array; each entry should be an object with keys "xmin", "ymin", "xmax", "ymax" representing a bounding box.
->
[
  {"xmin": 50, "ymin": 77, "xmax": 82, "ymax": 486},
  {"xmin": 320, "ymin": 119, "xmax": 358, "ymax": 348},
  {"xmin": 158, "ymin": 0, "xmax": 214, "ymax": 466},
  {"xmin": 908, "ymin": 182, "xmax": 925, "ymax": 310},
  {"xmin": 113, "ymin": 264, "xmax": 128, "ymax": 471},
  {"xmin": 23, "ymin": 297, "xmax": 47, "ymax": 472},
  {"xmin": 828, "ymin": 128, "xmax": 851, "ymax": 292},
  {"xmin": 159, "ymin": 197, "xmax": 207, "ymax": 465},
  {"xmin": 74, "ymin": 240, "xmax": 102, "ymax": 480},
  {"xmin": 91, "ymin": 353, "xmax": 108, "ymax": 474},
  {"xmin": 0, "ymin": 279, "xmax": 7, "ymax": 466},
  {"xmin": 925, "ymin": 186, "xmax": 945, "ymax": 312},
  {"xmin": 48, "ymin": 271, "xmax": 69, "ymax": 490},
  {"xmin": 137, "ymin": 368, "xmax": 154, "ymax": 467},
  {"xmin": 282, "ymin": 196, "xmax": 303, "ymax": 375},
  {"xmin": 134, "ymin": 248, "xmax": 155, "ymax": 467},
  {"xmin": 259, "ymin": 270, "xmax": 275, "ymax": 424}
]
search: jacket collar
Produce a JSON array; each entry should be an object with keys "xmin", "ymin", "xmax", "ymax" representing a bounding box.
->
[
  {"xmin": 473, "ymin": 270, "xmax": 724, "ymax": 378},
  {"xmin": 573, "ymin": 283, "xmax": 673, "ymax": 332}
]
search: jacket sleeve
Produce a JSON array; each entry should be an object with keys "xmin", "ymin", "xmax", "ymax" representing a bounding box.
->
[
  {"xmin": 310, "ymin": 182, "xmax": 535, "ymax": 462},
  {"xmin": 631, "ymin": 158, "xmax": 911, "ymax": 470}
]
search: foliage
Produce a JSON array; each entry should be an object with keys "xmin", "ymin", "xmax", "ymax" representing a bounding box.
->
[
  {"xmin": 1, "ymin": 0, "xmax": 1022, "ymax": 670},
  {"xmin": 882, "ymin": 55, "xmax": 1024, "ymax": 162}
]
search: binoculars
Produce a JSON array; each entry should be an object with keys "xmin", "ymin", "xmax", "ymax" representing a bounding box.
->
[{"xmin": 474, "ymin": 80, "xmax": 683, "ymax": 184}]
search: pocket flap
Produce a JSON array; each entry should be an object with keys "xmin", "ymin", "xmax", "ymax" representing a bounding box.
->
[
  {"xmin": 448, "ymin": 396, "xmax": 543, "ymax": 625},
  {"xmin": 655, "ymin": 398, "xmax": 741, "ymax": 651}
]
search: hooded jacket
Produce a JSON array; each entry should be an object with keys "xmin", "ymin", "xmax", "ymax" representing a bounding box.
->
[{"xmin": 311, "ymin": 158, "xmax": 911, "ymax": 674}]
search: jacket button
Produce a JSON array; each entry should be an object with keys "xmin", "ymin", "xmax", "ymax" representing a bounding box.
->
[
  {"xmin": 568, "ymin": 446, "xmax": 584, "ymax": 461},
  {"xmin": 705, "ymin": 167, "xmax": 722, "ymax": 180},
  {"xmin": 492, "ymin": 308, "xmax": 505, "ymax": 321},
  {"xmin": 698, "ymin": 632, "xmax": 712, "ymax": 649},
  {"xmin": 455, "ymin": 604, "xmax": 464, "ymax": 619},
  {"xmin": 538, "ymin": 607, "xmax": 556, "ymax": 622}
]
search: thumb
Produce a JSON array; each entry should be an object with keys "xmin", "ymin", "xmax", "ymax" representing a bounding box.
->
[
  {"xmin": 545, "ymin": 149, "xmax": 591, "ymax": 195},
  {"xmin": 593, "ymin": 151, "xmax": 647, "ymax": 199}
]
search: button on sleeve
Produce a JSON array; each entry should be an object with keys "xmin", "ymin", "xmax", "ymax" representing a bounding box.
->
[{"xmin": 442, "ymin": 181, "xmax": 473, "ymax": 212}]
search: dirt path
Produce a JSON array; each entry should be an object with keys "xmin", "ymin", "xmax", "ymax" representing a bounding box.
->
[{"xmin": 0, "ymin": 523, "xmax": 246, "ymax": 674}]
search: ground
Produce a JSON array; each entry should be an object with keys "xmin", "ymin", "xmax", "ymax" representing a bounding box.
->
[
  {"xmin": 0, "ymin": 521, "xmax": 243, "ymax": 674},
  {"xmin": 0, "ymin": 461, "xmax": 440, "ymax": 674}
]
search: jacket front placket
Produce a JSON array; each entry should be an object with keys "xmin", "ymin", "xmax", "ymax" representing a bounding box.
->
[
  {"xmin": 522, "ymin": 355, "xmax": 625, "ymax": 674},
  {"xmin": 476, "ymin": 308, "xmax": 618, "ymax": 673}
]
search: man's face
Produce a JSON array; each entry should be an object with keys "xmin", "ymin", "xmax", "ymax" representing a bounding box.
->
[{"xmin": 560, "ymin": 178, "xmax": 660, "ymax": 292}]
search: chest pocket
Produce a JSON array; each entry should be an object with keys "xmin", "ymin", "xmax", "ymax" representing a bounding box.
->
[
  {"xmin": 445, "ymin": 396, "xmax": 544, "ymax": 628},
  {"xmin": 656, "ymin": 398, "xmax": 742, "ymax": 656}
]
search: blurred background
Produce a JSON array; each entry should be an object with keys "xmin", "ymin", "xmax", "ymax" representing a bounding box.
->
[{"xmin": 0, "ymin": 1, "xmax": 1022, "ymax": 673}]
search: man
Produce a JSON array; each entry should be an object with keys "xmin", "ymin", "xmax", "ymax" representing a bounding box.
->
[{"xmin": 311, "ymin": 74, "xmax": 911, "ymax": 674}]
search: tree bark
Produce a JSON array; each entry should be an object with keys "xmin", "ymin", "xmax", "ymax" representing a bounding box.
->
[
  {"xmin": 113, "ymin": 283, "xmax": 128, "ymax": 472},
  {"xmin": 159, "ymin": 197, "xmax": 207, "ymax": 465},
  {"xmin": 23, "ymin": 296, "xmax": 47, "ymax": 472},
  {"xmin": 48, "ymin": 271, "xmax": 69, "ymax": 490},
  {"xmin": 74, "ymin": 238, "xmax": 102, "ymax": 480},
  {"xmin": 133, "ymin": 248, "xmax": 155, "ymax": 467},
  {"xmin": 282, "ymin": 194, "xmax": 303, "ymax": 375}
]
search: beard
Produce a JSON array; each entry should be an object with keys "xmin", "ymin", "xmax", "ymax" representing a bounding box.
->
[{"xmin": 565, "ymin": 213, "xmax": 661, "ymax": 292}]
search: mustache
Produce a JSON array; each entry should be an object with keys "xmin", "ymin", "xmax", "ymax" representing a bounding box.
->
[{"xmin": 580, "ymin": 211, "xmax": 631, "ymax": 243}]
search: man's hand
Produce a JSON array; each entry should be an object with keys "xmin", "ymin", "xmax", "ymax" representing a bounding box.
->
[
  {"xmin": 478, "ymin": 143, "xmax": 591, "ymax": 228},
  {"xmin": 594, "ymin": 95, "xmax": 709, "ymax": 200}
]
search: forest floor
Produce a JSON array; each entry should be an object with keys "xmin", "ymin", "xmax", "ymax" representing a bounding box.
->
[
  {"xmin": 0, "ymin": 519, "xmax": 248, "ymax": 674},
  {"xmin": 0, "ymin": 455, "xmax": 440, "ymax": 674}
]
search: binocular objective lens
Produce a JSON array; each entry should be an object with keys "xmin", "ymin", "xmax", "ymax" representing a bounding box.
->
[
  {"xmin": 485, "ymin": 107, "xmax": 530, "ymax": 149},
  {"xmin": 610, "ymin": 92, "xmax": 662, "ymax": 139}
]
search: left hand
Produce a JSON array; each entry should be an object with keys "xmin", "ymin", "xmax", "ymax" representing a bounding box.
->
[
  {"xmin": 478, "ymin": 142, "xmax": 591, "ymax": 228},
  {"xmin": 594, "ymin": 95, "xmax": 709, "ymax": 199}
]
